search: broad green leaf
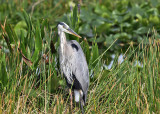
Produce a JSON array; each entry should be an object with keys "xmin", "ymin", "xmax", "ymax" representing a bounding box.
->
[
  {"xmin": 5, "ymin": 24, "xmax": 14, "ymax": 43},
  {"xmin": 22, "ymin": 9, "xmax": 32, "ymax": 31},
  {"xmin": 69, "ymin": 6, "xmax": 80, "ymax": 41},
  {"xmin": 31, "ymin": 49, "xmax": 39, "ymax": 62},
  {"xmin": 22, "ymin": 9, "xmax": 32, "ymax": 46},
  {"xmin": 14, "ymin": 21, "xmax": 27, "ymax": 38},
  {"xmin": 151, "ymin": 0, "xmax": 158, "ymax": 7},
  {"xmin": 131, "ymin": 5, "xmax": 145, "ymax": 16},
  {"xmin": 41, "ymin": 19, "xmax": 48, "ymax": 39},
  {"xmin": 51, "ymin": 68, "xmax": 59, "ymax": 92},
  {"xmin": 81, "ymin": 39, "xmax": 90, "ymax": 64},
  {"xmin": 19, "ymin": 29, "xmax": 26, "ymax": 48},
  {"xmin": 89, "ymin": 36, "xmax": 105, "ymax": 43},
  {"xmin": 2, "ymin": 34, "xmax": 13, "ymax": 54},
  {"xmin": 72, "ymin": 5, "xmax": 78, "ymax": 29},
  {"xmin": 20, "ymin": 43, "xmax": 27, "ymax": 57},
  {"xmin": 133, "ymin": 27, "xmax": 149, "ymax": 35},
  {"xmin": 35, "ymin": 20, "xmax": 42, "ymax": 51},
  {"xmin": 149, "ymin": 15, "xmax": 159, "ymax": 25},
  {"xmin": 142, "ymin": 18, "xmax": 149, "ymax": 26},
  {"xmin": 27, "ymin": 46, "xmax": 31, "ymax": 60},
  {"xmin": 97, "ymin": 23, "xmax": 112, "ymax": 34},
  {"xmin": 80, "ymin": 8, "xmax": 97, "ymax": 23},
  {"xmin": 0, "ymin": 55, "xmax": 8, "ymax": 88},
  {"xmin": 91, "ymin": 43, "xmax": 99, "ymax": 67},
  {"xmin": 84, "ymin": 39, "xmax": 90, "ymax": 64},
  {"xmin": 9, "ymin": 24, "xmax": 18, "ymax": 43},
  {"xmin": 79, "ymin": 24, "xmax": 93, "ymax": 37},
  {"xmin": 114, "ymin": 32, "xmax": 132, "ymax": 40},
  {"xmin": 33, "ymin": 53, "xmax": 41, "ymax": 68}
]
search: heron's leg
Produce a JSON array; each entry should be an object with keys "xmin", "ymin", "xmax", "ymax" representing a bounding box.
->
[
  {"xmin": 80, "ymin": 90, "xmax": 84, "ymax": 114},
  {"xmin": 69, "ymin": 89, "xmax": 73, "ymax": 113},
  {"xmin": 80, "ymin": 100, "xmax": 84, "ymax": 114}
]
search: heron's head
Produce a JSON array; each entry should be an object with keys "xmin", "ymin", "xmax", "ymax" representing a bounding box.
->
[{"xmin": 57, "ymin": 22, "xmax": 81, "ymax": 38}]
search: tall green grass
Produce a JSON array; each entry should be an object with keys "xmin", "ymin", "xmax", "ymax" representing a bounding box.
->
[
  {"xmin": 1, "ymin": 29, "xmax": 160, "ymax": 113},
  {"xmin": 0, "ymin": 6, "xmax": 160, "ymax": 114}
]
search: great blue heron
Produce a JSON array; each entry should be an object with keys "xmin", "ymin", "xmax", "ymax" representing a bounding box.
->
[{"xmin": 57, "ymin": 22, "xmax": 89, "ymax": 113}]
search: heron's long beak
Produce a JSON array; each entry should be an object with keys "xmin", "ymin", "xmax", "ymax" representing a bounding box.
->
[{"xmin": 67, "ymin": 28, "xmax": 81, "ymax": 38}]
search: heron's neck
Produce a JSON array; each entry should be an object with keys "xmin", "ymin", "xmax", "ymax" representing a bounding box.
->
[
  {"xmin": 60, "ymin": 31, "xmax": 67, "ymax": 45},
  {"xmin": 59, "ymin": 31, "xmax": 67, "ymax": 56}
]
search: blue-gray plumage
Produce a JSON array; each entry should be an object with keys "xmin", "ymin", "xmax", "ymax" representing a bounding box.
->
[{"xmin": 57, "ymin": 22, "xmax": 89, "ymax": 113}]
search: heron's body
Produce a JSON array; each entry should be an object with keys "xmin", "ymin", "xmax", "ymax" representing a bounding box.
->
[
  {"xmin": 57, "ymin": 22, "xmax": 89, "ymax": 110},
  {"xmin": 59, "ymin": 40, "xmax": 89, "ymax": 103}
]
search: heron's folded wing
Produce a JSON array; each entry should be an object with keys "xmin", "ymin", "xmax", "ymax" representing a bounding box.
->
[{"xmin": 68, "ymin": 40, "xmax": 89, "ymax": 93}]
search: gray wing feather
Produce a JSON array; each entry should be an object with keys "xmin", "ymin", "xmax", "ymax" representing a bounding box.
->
[{"xmin": 67, "ymin": 40, "xmax": 89, "ymax": 93}]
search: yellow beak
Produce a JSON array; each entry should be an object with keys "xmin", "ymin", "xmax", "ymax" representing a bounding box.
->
[{"xmin": 67, "ymin": 28, "xmax": 82, "ymax": 38}]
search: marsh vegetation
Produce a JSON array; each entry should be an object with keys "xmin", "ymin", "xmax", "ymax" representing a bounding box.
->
[{"xmin": 0, "ymin": 0, "xmax": 160, "ymax": 113}]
